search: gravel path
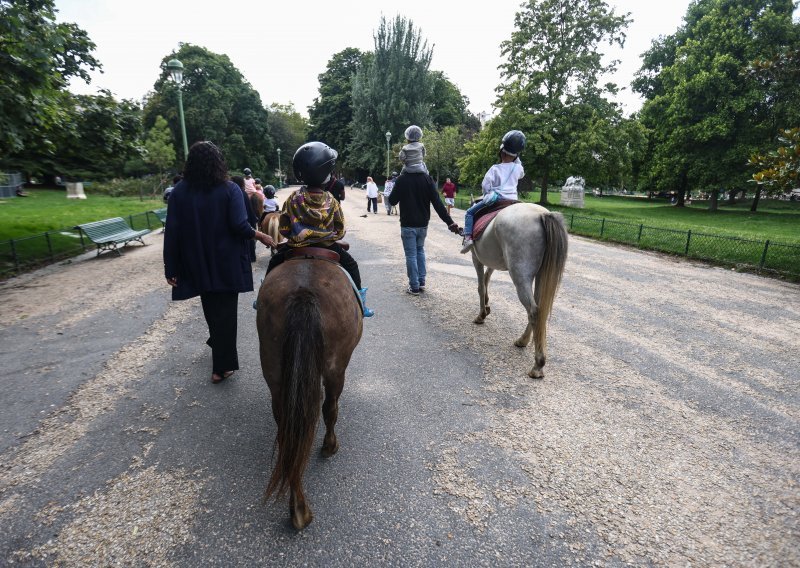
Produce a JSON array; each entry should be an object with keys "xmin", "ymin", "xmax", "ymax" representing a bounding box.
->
[{"xmin": 1, "ymin": 187, "xmax": 797, "ymax": 566}]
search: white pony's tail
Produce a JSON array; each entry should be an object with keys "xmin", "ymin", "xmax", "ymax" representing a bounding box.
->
[{"xmin": 535, "ymin": 212, "xmax": 569, "ymax": 351}]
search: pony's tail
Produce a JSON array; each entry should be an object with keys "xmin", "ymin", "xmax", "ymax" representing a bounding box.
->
[
  {"xmin": 535, "ymin": 212, "xmax": 569, "ymax": 350},
  {"xmin": 265, "ymin": 289, "xmax": 323, "ymax": 500}
]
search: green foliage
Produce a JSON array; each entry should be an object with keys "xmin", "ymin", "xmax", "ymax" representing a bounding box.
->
[
  {"xmin": 424, "ymin": 126, "xmax": 467, "ymax": 186},
  {"xmin": 268, "ymin": 103, "xmax": 309, "ymax": 182},
  {"xmin": 0, "ymin": 0, "xmax": 101, "ymax": 171},
  {"xmin": 634, "ymin": 0, "xmax": 800, "ymax": 210},
  {"xmin": 750, "ymin": 127, "xmax": 800, "ymax": 191},
  {"xmin": 349, "ymin": 15, "xmax": 434, "ymax": 174},
  {"xmin": 308, "ymin": 48, "xmax": 367, "ymax": 169},
  {"xmin": 144, "ymin": 44, "xmax": 272, "ymax": 174},
  {"xmin": 143, "ymin": 116, "xmax": 176, "ymax": 175},
  {"xmin": 429, "ymin": 71, "xmax": 471, "ymax": 130},
  {"xmin": 496, "ymin": 0, "xmax": 631, "ymax": 203}
]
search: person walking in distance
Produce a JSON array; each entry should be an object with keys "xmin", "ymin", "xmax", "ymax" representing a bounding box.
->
[
  {"xmin": 383, "ymin": 172, "xmax": 397, "ymax": 215},
  {"xmin": 441, "ymin": 177, "xmax": 457, "ymax": 216},
  {"xmin": 388, "ymin": 169, "xmax": 461, "ymax": 294},
  {"xmin": 365, "ymin": 176, "xmax": 379, "ymax": 214}
]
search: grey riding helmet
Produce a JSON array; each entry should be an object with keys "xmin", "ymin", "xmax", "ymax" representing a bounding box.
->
[
  {"xmin": 263, "ymin": 185, "xmax": 276, "ymax": 198},
  {"xmin": 293, "ymin": 142, "xmax": 338, "ymax": 187}
]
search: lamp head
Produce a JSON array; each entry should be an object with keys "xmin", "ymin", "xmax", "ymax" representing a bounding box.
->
[{"xmin": 167, "ymin": 59, "xmax": 184, "ymax": 84}]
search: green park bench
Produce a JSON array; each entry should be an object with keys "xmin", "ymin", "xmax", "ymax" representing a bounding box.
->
[
  {"xmin": 76, "ymin": 217, "xmax": 151, "ymax": 256},
  {"xmin": 150, "ymin": 207, "xmax": 167, "ymax": 229}
]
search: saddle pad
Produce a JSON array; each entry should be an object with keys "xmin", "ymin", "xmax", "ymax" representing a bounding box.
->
[{"xmin": 473, "ymin": 200, "xmax": 520, "ymax": 241}]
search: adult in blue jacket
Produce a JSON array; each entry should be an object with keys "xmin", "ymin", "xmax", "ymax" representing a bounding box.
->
[{"xmin": 164, "ymin": 141, "xmax": 274, "ymax": 384}]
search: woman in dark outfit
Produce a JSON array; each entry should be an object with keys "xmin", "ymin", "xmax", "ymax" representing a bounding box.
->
[{"xmin": 164, "ymin": 141, "xmax": 275, "ymax": 384}]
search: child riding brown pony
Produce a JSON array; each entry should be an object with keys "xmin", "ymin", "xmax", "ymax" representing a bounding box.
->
[{"xmin": 255, "ymin": 142, "xmax": 369, "ymax": 529}]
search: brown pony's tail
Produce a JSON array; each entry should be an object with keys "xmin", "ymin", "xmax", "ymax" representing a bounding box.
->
[
  {"xmin": 265, "ymin": 289, "xmax": 323, "ymax": 500},
  {"xmin": 535, "ymin": 212, "xmax": 569, "ymax": 352}
]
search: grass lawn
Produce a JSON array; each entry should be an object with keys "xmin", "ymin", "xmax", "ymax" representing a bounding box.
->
[
  {"xmin": 0, "ymin": 188, "xmax": 164, "ymax": 241},
  {"xmin": 454, "ymin": 192, "xmax": 800, "ymax": 244}
]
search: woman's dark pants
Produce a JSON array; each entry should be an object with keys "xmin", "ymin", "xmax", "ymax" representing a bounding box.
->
[{"xmin": 200, "ymin": 291, "xmax": 240, "ymax": 373}]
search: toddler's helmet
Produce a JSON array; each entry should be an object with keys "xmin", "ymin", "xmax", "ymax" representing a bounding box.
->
[
  {"xmin": 404, "ymin": 125, "xmax": 423, "ymax": 142},
  {"xmin": 500, "ymin": 130, "xmax": 526, "ymax": 156},
  {"xmin": 243, "ymin": 167, "xmax": 252, "ymax": 175},
  {"xmin": 263, "ymin": 185, "xmax": 276, "ymax": 198},
  {"xmin": 254, "ymin": 178, "xmax": 262, "ymax": 185},
  {"xmin": 293, "ymin": 142, "xmax": 338, "ymax": 187}
]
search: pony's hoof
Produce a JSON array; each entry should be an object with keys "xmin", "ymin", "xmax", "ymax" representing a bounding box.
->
[
  {"xmin": 528, "ymin": 368, "xmax": 544, "ymax": 379},
  {"xmin": 321, "ymin": 440, "xmax": 339, "ymax": 457},
  {"xmin": 473, "ymin": 316, "xmax": 485, "ymax": 324},
  {"xmin": 514, "ymin": 338, "xmax": 528, "ymax": 348}
]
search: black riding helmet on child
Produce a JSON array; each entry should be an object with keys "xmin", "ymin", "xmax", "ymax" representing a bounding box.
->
[
  {"xmin": 500, "ymin": 130, "xmax": 526, "ymax": 157},
  {"xmin": 263, "ymin": 185, "xmax": 276, "ymax": 199},
  {"xmin": 293, "ymin": 142, "xmax": 337, "ymax": 187}
]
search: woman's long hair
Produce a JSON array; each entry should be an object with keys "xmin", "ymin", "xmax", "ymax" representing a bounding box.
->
[{"xmin": 183, "ymin": 141, "xmax": 228, "ymax": 188}]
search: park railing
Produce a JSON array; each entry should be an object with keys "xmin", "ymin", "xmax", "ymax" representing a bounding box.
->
[
  {"xmin": 452, "ymin": 195, "xmax": 799, "ymax": 280},
  {"xmin": 0, "ymin": 211, "xmax": 163, "ymax": 279}
]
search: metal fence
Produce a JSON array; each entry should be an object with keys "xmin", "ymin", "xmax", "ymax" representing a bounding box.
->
[
  {"xmin": 0, "ymin": 211, "xmax": 164, "ymax": 279},
  {"xmin": 2, "ymin": 204, "xmax": 798, "ymax": 280}
]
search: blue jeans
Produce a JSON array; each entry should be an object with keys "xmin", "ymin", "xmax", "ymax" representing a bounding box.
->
[
  {"xmin": 463, "ymin": 191, "xmax": 500, "ymax": 237},
  {"xmin": 401, "ymin": 226, "xmax": 427, "ymax": 290}
]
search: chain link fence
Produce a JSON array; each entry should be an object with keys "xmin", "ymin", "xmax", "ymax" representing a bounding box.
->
[{"xmin": 1, "ymin": 211, "xmax": 164, "ymax": 278}]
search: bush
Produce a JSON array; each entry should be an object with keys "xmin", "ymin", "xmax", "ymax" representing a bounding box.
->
[{"xmin": 91, "ymin": 176, "xmax": 164, "ymax": 198}]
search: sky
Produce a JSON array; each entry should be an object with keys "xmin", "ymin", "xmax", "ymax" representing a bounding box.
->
[{"xmin": 56, "ymin": 0, "xmax": 694, "ymax": 118}]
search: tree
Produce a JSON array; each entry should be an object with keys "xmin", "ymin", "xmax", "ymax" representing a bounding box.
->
[
  {"xmin": 143, "ymin": 44, "xmax": 272, "ymax": 176},
  {"xmin": 0, "ymin": 0, "xmax": 100, "ymax": 173},
  {"xmin": 349, "ymin": 15, "xmax": 434, "ymax": 176},
  {"xmin": 143, "ymin": 115, "xmax": 177, "ymax": 193},
  {"xmin": 267, "ymin": 103, "xmax": 309, "ymax": 183},
  {"xmin": 308, "ymin": 48, "xmax": 368, "ymax": 169},
  {"xmin": 496, "ymin": 0, "xmax": 630, "ymax": 204},
  {"xmin": 425, "ymin": 126, "xmax": 466, "ymax": 187},
  {"xmin": 634, "ymin": 0, "xmax": 799, "ymax": 211},
  {"xmin": 429, "ymin": 71, "xmax": 469, "ymax": 130},
  {"xmin": 750, "ymin": 127, "xmax": 800, "ymax": 203}
]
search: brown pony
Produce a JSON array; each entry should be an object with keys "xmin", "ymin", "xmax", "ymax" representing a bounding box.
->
[
  {"xmin": 255, "ymin": 256, "xmax": 363, "ymax": 529},
  {"xmin": 249, "ymin": 191, "xmax": 264, "ymax": 219}
]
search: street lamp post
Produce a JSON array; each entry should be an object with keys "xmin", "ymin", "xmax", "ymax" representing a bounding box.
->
[
  {"xmin": 385, "ymin": 131, "xmax": 391, "ymax": 179},
  {"xmin": 167, "ymin": 58, "xmax": 189, "ymax": 160},
  {"xmin": 276, "ymin": 148, "xmax": 281, "ymax": 188}
]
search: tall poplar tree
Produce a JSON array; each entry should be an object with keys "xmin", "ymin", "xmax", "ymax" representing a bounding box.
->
[{"xmin": 348, "ymin": 15, "xmax": 434, "ymax": 176}]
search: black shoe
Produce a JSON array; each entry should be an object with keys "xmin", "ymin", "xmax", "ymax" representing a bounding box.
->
[{"xmin": 406, "ymin": 286, "xmax": 420, "ymax": 295}]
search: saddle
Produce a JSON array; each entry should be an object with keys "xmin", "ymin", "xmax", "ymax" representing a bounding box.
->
[
  {"xmin": 472, "ymin": 199, "xmax": 520, "ymax": 241},
  {"xmin": 284, "ymin": 245, "xmax": 364, "ymax": 313},
  {"xmin": 286, "ymin": 246, "xmax": 340, "ymax": 263}
]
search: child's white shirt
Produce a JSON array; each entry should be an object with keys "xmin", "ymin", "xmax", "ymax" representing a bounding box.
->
[
  {"xmin": 481, "ymin": 159, "xmax": 524, "ymax": 200},
  {"xmin": 263, "ymin": 198, "xmax": 279, "ymax": 213}
]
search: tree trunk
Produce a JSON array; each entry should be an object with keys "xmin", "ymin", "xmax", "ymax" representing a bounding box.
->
[
  {"xmin": 539, "ymin": 160, "xmax": 550, "ymax": 205},
  {"xmin": 750, "ymin": 186, "xmax": 762, "ymax": 212},
  {"xmin": 709, "ymin": 188, "xmax": 719, "ymax": 212},
  {"xmin": 539, "ymin": 168, "xmax": 550, "ymax": 205}
]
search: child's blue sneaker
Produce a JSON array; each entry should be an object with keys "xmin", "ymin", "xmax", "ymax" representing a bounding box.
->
[{"xmin": 359, "ymin": 287, "xmax": 375, "ymax": 317}]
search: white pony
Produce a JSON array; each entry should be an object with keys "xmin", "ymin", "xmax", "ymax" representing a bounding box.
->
[{"xmin": 469, "ymin": 203, "xmax": 568, "ymax": 378}]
